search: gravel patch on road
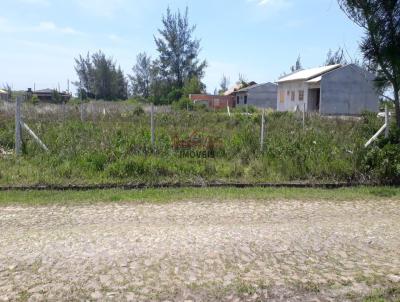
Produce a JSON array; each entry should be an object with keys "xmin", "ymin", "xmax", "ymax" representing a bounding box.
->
[{"xmin": 0, "ymin": 199, "xmax": 399, "ymax": 301}]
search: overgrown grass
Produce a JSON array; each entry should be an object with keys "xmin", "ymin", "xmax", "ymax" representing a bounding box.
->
[
  {"xmin": 1, "ymin": 108, "xmax": 386, "ymax": 186},
  {"xmin": 363, "ymin": 286, "xmax": 400, "ymax": 302},
  {"xmin": 0, "ymin": 186, "xmax": 399, "ymax": 206}
]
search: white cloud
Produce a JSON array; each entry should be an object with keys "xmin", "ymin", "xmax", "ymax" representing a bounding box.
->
[
  {"xmin": 34, "ymin": 21, "xmax": 81, "ymax": 35},
  {"xmin": 0, "ymin": 18, "xmax": 81, "ymax": 35}
]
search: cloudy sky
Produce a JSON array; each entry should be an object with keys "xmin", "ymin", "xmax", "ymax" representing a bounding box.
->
[{"xmin": 0, "ymin": 0, "xmax": 364, "ymax": 94}]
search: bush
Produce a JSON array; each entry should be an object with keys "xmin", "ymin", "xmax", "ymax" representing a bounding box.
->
[
  {"xmin": 172, "ymin": 97, "xmax": 193, "ymax": 111},
  {"xmin": 132, "ymin": 106, "xmax": 145, "ymax": 116},
  {"xmin": 0, "ymin": 108, "xmax": 397, "ymax": 185},
  {"xmin": 361, "ymin": 126, "xmax": 400, "ymax": 184}
]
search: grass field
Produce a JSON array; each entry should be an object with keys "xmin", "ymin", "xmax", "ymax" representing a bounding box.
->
[
  {"xmin": 1, "ymin": 186, "xmax": 400, "ymax": 206},
  {"xmin": 2, "ymin": 106, "xmax": 394, "ymax": 186}
]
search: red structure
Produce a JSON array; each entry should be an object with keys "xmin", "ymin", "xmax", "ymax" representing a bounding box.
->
[{"xmin": 189, "ymin": 94, "xmax": 236, "ymax": 110}]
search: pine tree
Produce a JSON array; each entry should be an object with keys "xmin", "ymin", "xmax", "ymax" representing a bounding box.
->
[{"xmin": 154, "ymin": 7, "xmax": 207, "ymax": 91}]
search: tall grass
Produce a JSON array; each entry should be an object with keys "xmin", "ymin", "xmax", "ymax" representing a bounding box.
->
[{"xmin": 0, "ymin": 104, "xmax": 386, "ymax": 185}]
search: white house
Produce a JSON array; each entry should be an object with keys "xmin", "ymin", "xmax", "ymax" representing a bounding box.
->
[{"xmin": 277, "ymin": 64, "xmax": 379, "ymax": 115}]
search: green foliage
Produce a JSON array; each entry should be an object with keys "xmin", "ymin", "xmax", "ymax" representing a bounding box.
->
[
  {"xmin": 172, "ymin": 97, "xmax": 193, "ymax": 111},
  {"xmin": 166, "ymin": 87, "xmax": 183, "ymax": 103},
  {"xmin": 132, "ymin": 106, "xmax": 145, "ymax": 116},
  {"xmin": 338, "ymin": 0, "xmax": 400, "ymax": 128},
  {"xmin": 361, "ymin": 126, "xmax": 400, "ymax": 184},
  {"xmin": 0, "ymin": 110, "xmax": 396, "ymax": 185},
  {"xmin": 74, "ymin": 51, "xmax": 127, "ymax": 101},
  {"xmin": 154, "ymin": 7, "xmax": 207, "ymax": 90},
  {"xmin": 182, "ymin": 76, "xmax": 205, "ymax": 97},
  {"xmin": 324, "ymin": 47, "xmax": 347, "ymax": 65},
  {"xmin": 31, "ymin": 94, "xmax": 39, "ymax": 105},
  {"xmin": 129, "ymin": 52, "xmax": 152, "ymax": 99}
]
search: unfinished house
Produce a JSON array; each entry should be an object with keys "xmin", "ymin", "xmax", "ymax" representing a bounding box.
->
[
  {"xmin": 234, "ymin": 82, "xmax": 278, "ymax": 109},
  {"xmin": 277, "ymin": 64, "xmax": 379, "ymax": 115},
  {"xmin": 189, "ymin": 94, "xmax": 235, "ymax": 110}
]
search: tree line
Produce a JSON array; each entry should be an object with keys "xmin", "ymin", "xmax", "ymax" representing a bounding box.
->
[
  {"xmin": 74, "ymin": 7, "xmax": 206, "ymax": 104},
  {"xmin": 73, "ymin": 2, "xmax": 400, "ymax": 129}
]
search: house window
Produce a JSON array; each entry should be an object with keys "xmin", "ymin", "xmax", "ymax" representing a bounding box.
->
[
  {"xmin": 287, "ymin": 90, "xmax": 290, "ymax": 96},
  {"xmin": 237, "ymin": 96, "xmax": 240, "ymax": 104},
  {"xmin": 244, "ymin": 95, "xmax": 248, "ymax": 105},
  {"xmin": 291, "ymin": 91, "xmax": 295, "ymax": 102},
  {"xmin": 298, "ymin": 90, "xmax": 304, "ymax": 101}
]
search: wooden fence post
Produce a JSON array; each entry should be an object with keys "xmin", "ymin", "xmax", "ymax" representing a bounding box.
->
[
  {"xmin": 151, "ymin": 103, "xmax": 155, "ymax": 147},
  {"xmin": 21, "ymin": 122, "xmax": 49, "ymax": 152},
  {"xmin": 260, "ymin": 109, "xmax": 265, "ymax": 152},
  {"xmin": 15, "ymin": 96, "xmax": 22, "ymax": 156},
  {"xmin": 80, "ymin": 103, "xmax": 85, "ymax": 122}
]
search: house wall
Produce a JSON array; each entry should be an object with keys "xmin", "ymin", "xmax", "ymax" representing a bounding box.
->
[
  {"xmin": 0, "ymin": 93, "xmax": 8, "ymax": 101},
  {"xmin": 189, "ymin": 94, "xmax": 235, "ymax": 109},
  {"xmin": 237, "ymin": 83, "xmax": 278, "ymax": 109},
  {"xmin": 320, "ymin": 64, "xmax": 379, "ymax": 115},
  {"xmin": 277, "ymin": 81, "xmax": 309, "ymax": 112}
]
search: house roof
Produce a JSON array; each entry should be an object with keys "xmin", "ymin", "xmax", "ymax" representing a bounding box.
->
[
  {"xmin": 236, "ymin": 82, "xmax": 277, "ymax": 93},
  {"xmin": 277, "ymin": 64, "xmax": 342, "ymax": 83},
  {"xmin": 223, "ymin": 81, "xmax": 257, "ymax": 96},
  {"xmin": 306, "ymin": 76, "xmax": 322, "ymax": 84},
  {"xmin": 34, "ymin": 89, "xmax": 55, "ymax": 94},
  {"xmin": 0, "ymin": 89, "xmax": 7, "ymax": 94}
]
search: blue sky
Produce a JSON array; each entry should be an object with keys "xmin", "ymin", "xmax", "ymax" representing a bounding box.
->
[{"xmin": 0, "ymin": 0, "xmax": 364, "ymax": 94}]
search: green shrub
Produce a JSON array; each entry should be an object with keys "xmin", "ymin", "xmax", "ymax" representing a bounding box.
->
[
  {"xmin": 132, "ymin": 106, "xmax": 145, "ymax": 116},
  {"xmin": 0, "ymin": 108, "xmax": 397, "ymax": 185},
  {"xmin": 172, "ymin": 97, "xmax": 193, "ymax": 111}
]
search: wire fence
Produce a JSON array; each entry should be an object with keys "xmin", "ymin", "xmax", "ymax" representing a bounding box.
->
[{"xmin": 0, "ymin": 99, "xmax": 171, "ymax": 123}]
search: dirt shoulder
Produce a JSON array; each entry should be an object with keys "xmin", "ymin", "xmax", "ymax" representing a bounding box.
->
[{"xmin": 1, "ymin": 198, "xmax": 400, "ymax": 301}]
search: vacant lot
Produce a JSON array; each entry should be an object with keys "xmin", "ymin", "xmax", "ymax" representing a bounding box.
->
[{"xmin": 0, "ymin": 189, "xmax": 400, "ymax": 301}]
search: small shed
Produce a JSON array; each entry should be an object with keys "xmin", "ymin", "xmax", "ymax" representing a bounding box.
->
[
  {"xmin": 235, "ymin": 82, "xmax": 278, "ymax": 109},
  {"xmin": 277, "ymin": 64, "xmax": 379, "ymax": 115}
]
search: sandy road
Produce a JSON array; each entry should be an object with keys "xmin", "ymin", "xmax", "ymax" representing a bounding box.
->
[{"xmin": 0, "ymin": 199, "xmax": 400, "ymax": 301}]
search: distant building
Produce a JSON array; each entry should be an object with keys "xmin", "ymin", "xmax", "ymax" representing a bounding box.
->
[
  {"xmin": 277, "ymin": 64, "xmax": 379, "ymax": 115},
  {"xmin": 27, "ymin": 88, "xmax": 71, "ymax": 103},
  {"xmin": 0, "ymin": 89, "xmax": 8, "ymax": 101},
  {"xmin": 234, "ymin": 82, "xmax": 278, "ymax": 109},
  {"xmin": 189, "ymin": 94, "xmax": 236, "ymax": 110}
]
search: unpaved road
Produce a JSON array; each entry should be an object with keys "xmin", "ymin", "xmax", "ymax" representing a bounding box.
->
[{"xmin": 0, "ymin": 199, "xmax": 400, "ymax": 301}]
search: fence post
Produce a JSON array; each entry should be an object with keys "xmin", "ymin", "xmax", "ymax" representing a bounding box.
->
[
  {"xmin": 260, "ymin": 109, "xmax": 265, "ymax": 152},
  {"xmin": 15, "ymin": 96, "xmax": 22, "ymax": 156},
  {"xmin": 80, "ymin": 103, "xmax": 85, "ymax": 122},
  {"xmin": 62, "ymin": 101, "xmax": 66, "ymax": 121},
  {"xmin": 151, "ymin": 103, "xmax": 155, "ymax": 147},
  {"xmin": 385, "ymin": 104, "xmax": 389, "ymax": 138},
  {"xmin": 303, "ymin": 103, "xmax": 306, "ymax": 130}
]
